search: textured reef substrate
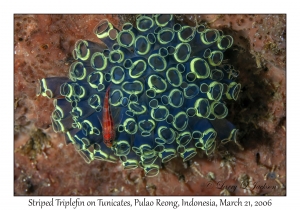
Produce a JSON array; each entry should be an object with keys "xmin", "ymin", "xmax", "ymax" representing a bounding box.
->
[{"xmin": 14, "ymin": 14, "xmax": 286, "ymax": 195}]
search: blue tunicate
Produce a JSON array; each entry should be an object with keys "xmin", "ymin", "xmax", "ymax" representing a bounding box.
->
[{"xmin": 38, "ymin": 14, "xmax": 241, "ymax": 176}]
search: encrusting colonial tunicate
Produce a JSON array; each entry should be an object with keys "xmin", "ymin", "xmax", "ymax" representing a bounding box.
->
[{"xmin": 38, "ymin": 14, "xmax": 241, "ymax": 177}]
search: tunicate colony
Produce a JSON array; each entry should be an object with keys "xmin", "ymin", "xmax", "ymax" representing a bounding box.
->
[{"xmin": 38, "ymin": 15, "xmax": 241, "ymax": 177}]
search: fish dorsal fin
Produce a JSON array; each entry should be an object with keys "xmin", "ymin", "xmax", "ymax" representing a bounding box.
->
[
  {"xmin": 110, "ymin": 105, "xmax": 123, "ymax": 129},
  {"xmin": 96, "ymin": 114, "xmax": 103, "ymax": 129}
]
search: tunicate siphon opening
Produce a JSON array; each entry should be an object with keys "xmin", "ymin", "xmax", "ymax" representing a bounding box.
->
[
  {"xmin": 146, "ymin": 89, "xmax": 156, "ymax": 98},
  {"xmin": 161, "ymin": 95, "xmax": 169, "ymax": 105},
  {"xmin": 166, "ymin": 114, "xmax": 174, "ymax": 124},
  {"xmin": 174, "ymin": 43, "xmax": 191, "ymax": 63},
  {"xmin": 111, "ymin": 66, "xmax": 125, "ymax": 84},
  {"xmin": 149, "ymin": 99, "xmax": 158, "ymax": 109},
  {"xmin": 173, "ymin": 112, "xmax": 188, "ymax": 131},
  {"xmin": 136, "ymin": 16, "xmax": 154, "ymax": 32},
  {"xmin": 155, "ymin": 14, "xmax": 172, "ymax": 27},
  {"xmin": 91, "ymin": 52, "xmax": 107, "ymax": 71},
  {"xmin": 208, "ymin": 51, "xmax": 223, "ymax": 66},
  {"xmin": 191, "ymin": 58, "xmax": 210, "ymax": 79},
  {"xmin": 158, "ymin": 29, "xmax": 174, "ymax": 45},
  {"xmin": 179, "ymin": 26, "xmax": 195, "ymax": 42},
  {"xmin": 148, "ymin": 54, "xmax": 167, "ymax": 71},
  {"xmin": 166, "ymin": 67, "xmax": 182, "ymax": 87},
  {"xmin": 118, "ymin": 31, "xmax": 135, "ymax": 47}
]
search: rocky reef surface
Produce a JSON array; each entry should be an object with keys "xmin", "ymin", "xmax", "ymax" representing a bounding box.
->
[{"xmin": 14, "ymin": 14, "xmax": 286, "ymax": 195}]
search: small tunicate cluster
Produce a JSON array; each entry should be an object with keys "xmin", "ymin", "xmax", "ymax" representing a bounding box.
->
[{"xmin": 38, "ymin": 15, "xmax": 241, "ymax": 177}]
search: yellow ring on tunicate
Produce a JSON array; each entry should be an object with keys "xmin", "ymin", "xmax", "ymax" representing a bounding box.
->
[
  {"xmin": 194, "ymin": 98, "xmax": 210, "ymax": 118},
  {"xmin": 174, "ymin": 43, "xmax": 191, "ymax": 63},
  {"xmin": 221, "ymin": 129, "xmax": 239, "ymax": 144},
  {"xmin": 154, "ymin": 14, "xmax": 173, "ymax": 27},
  {"xmin": 51, "ymin": 118, "xmax": 64, "ymax": 133},
  {"xmin": 123, "ymin": 118, "xmax": 138, "ymax": 134},
  {"xmin": 143, "ymin": 164, "xmax": 160, "ymax": 177},
  {"xmin": 121, "ymin": 80, "xmax": 144, "ymax": 95},
  {"xmin": 38, "ymin": 79, "xmax": 51, "ymax": 98},
  {"xmin": 60, "ymin": 83, "xmax": 73, "ymax": 98},
  {"xmin": 78, "ymin": 149, "xmax": 94, "ymax": 163},
  {"xmin": 109, "ymin": 49, "xmax": 125, "ymax": 64},
  {"xmin": 217, "ymin": 35, "xmax": 233, "ymax": 50},
  {"xmin": 147, "ymin": 75, "xmax": 167, "ymax": 93},
  {"xmin": 65, "ymin": 131, "xmax": 75, "ymax": 144},
  {"xmin": 208, "ymin": 50, "xmax": 223, "ymax": 66},
  {"xmin": 111, "ymin": 66, "xmax": 125, "ymax": 84},
  {"xmin": 90, "ymin": 52, "xmax": 107, "ymax": 71},
  {"xmin": 114, "ymin": 140, "xmax": 131, "ymax": 156},
  {"xmin": 210, "ymin": 69, "xmax": 224, "ymax": 81},
  {"xmin": 166, "ymin": 67, "xmax": 183, "ymax": 87},
  {"xmin": 94, "ymin": 20, "xmax": 114, "ymax": 39},
  {"xmin": 87, "ymin": 72, "xmax": 104, "ymax": 89},
  {"xmin": 140, "ymin": 155, "xmax": 157, "ymax": 166},
  {"xmin": 157, "ymin": 28, "xmax": 175, "ymax": 45},
  {"xmin": 75, "ymin": 85, "xmax": 85, "ymax": 99},
  {"xmin": 69, "ymin": 62, "xmax": 86, "ymax": 81},
  {"xmin": 73, "ymin": 40, "xmax": 90, "ymax": 61},
  {"xmin": 128, "ymin": 101, "xmax": 147, "ymax": 115},
  {"xmin": 172, "ymin": 111, "xmax": 188, "ymax": 131},
  {"xmin": 207, "ymin": 81, "xmax": 223, "ymax": 101},
  {"xmin": 200, "ymin": 29, "xmax": 219, "ymax": 45},
  {"xmin": 82, "ymin": 120, "xmax": 100, "ymax": 135},
  {"xmin": 180, "ymin": 147, "xmax": 197, "ymax": 162},
  {"xmin": 136, "ymin": 15, "xmax": 154, "ymax": 32},
  {"xmin": 138, "ymin": 119, "xmax": 156, "ymax": 135},
  {"xmin": 117, "ymin": 30, "xmax": 135, "ymax": 48},
  {"xmin": 210, "ymin": 101, "xmax": 228, "ymax": 119},
  {"xmin": 168, "ymin": 89, "xmax": 184, "ymax": 108},
  {"xmin": 109, "ymin": 89, "xmax": 123, "ymax": 106},
  {"xmin": 150, "ymin": 105, "xmax": 169, "ymax": 121},
  {"xmin": 52, "ymin": 104, "xmax": 64, "ymax": 121},
  {"xmin": 178, "ymin": 26, "xmax": 196, "ymax": 43},
  {"xmin": 88, "ymin": 94, "xmax": 101, "ymax": 110},
  {"xmin": 159, "ymin": 149, "xmax": 176, "ymax": 163},
  {"xmin": 157, "ymin": 126, "xmax": 176, "ymax": 143},
  {"xmin": 225, "ymin": 82, "xmax": 241, "ymax": 100},
  {"xmin": 135, "ymin": 35, "xmax": 151, "ymax": 55},
  {"xmin": 73, "ymin": 135, "xmax": 87, "ymax": 151},
  {"xmin": 183, "ymin": 83, "xmax": 199, "ymax": 99},
  {"xmin": 195, "ymin": 128, "xmax": 217, "ymax": 154},
  {"xmin": 121, "ymin": 158, "xmax": 139, "ymax": 169},
  {"xmin": 148, "ymin": 53, "xmax": 167, "ymax": 72},
  {"xmin": 202, "ymin": 48, "xmax": 211, "ymax": 59},
  {"xmin": 190, "ymin": 57, "xmax": 210, "ymax": 79},
  {"xmin": 176, "ymin": 131, "xmax": 192, "ymax": 146},
  {"xmin": 129, "ymin": 59, "xmax": 147, "ymax": 79}
]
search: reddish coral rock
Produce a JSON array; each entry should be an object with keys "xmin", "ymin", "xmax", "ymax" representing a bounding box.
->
[{"xmin": 14, "ymin": 14, "xmax": 286, "ymax": 196}]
